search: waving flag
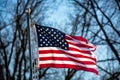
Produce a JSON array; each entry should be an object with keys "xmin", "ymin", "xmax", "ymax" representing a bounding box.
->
[{"xmin": 35, "ymin": 24, "xmax": 98, "ymax": 75}]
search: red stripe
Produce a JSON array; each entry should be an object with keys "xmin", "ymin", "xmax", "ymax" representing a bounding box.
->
[
  {"xmin": 69, "ymin": 47, "xmax": 93, "ymax": 54},
  {"xmin": 40, "ymin": 57, "xmax": 95, "ymax": 65},
  {"xmin": 39, "ymin": 47, "xmax": 93, "ymax": 54},
  {"xmin": 65, "ymin": 35, "xmax": 88, "ymax": 43},
  {"xmin": 39, "ymin": 50, "xmax": 96, "ymax": 61},
  {"xmin": 38, "ymin": 35, "xmax": 98, "ymax": 74},
  {"xmin": 36, "ymin": 26, "xmax": 98, "ymax": 74},
  {"xmin": 68, "ymin": 40, "xmax": 94, "ymax": 48},
  {"xmin": 39, "ymin": 64, "xmax": 98, "ymax": 75}
]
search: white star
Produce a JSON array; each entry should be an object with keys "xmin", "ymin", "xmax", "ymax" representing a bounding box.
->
[
  {"xmin": 59, "ymin": 37, "xmax": 61, "ymax": 39},
  {"xmin": 51, "ymin": 29, "xmax": 54, "ymax": 31},
  {"xmin": 45, "ymin": 39, "xmax": 47, "ymax": 41},
  {"xmin": 64, "ymin": 42, "xmax": 67, "ymax": 45},
  {"xmin": 58, "ymin": 32, "xmax": 61, "ymax": 35},
  {"xmin": 54, "ymin": 37, "xmax": 56, "ymax": 39},
  {"xmin": 40, "ymin": 39, "xmax": 42, "ymax": 41},
  {"xmin": 61, "ymin": 35, "xmax": 63, "ymax": 37},
  {"xmin": 46, "ymin": 28, "xmax": 49, "ymax": 31},
  {"xmin": 40, "ymin": 29, "xmax": 43, "ymax": 31},
  {"xmin": 40, "ymin": 44, "xmax": 43, "ymax": 46},
  {"xmin": 54, "ymin": 32, "xmax": 56, "ymax": 34},
  {"xmin": 59, "ymin": 42, "xmax": 62, "ymax": 44},
  {"xmin": 43, "ymin": 31, "xmax": 46, "ymax": 33},
  {"xmin": 48, "ymin": 41, "xmax": 50, "ymax": 43},
  {"xmin": 56, "ymin": 34, "xmax": 59, "ymax": 37},
  {"xmin": 48, "ymin": 31, "xmax": 51, "ymax": 34},
  {"xmin": 65, "ymin": 47, "xmax": 68, "ymax": 49},
  {"xmin": 57, "ymin": 39, "xmax": 59, "ymax": 42},
  {"xmin": 51, "ymin": 34, "xmax": 54, "ymax": 36},
  {"xmin": 39, "ymin": 34, "xmax": 42, "ymax": 36}
]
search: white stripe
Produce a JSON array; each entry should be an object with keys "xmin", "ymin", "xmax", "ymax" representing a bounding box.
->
[
  {"xmin": 39, "ymin": 53, "xmax": 95, "ymax": 63},
  {"xmin": 38, "ymin": 47, "xmax": 94, "ymax": 57},
  {"xmin": 66, "ymin": 35, "xmax": 96, "ymax": 50},
  {"xmin": 66, "ymin": 35, "xmax": 86, "ymax": 43},
  {"xmin": 69, "ymin": 44, "xmax": 92, "ymax": 51},
  {"xmin": 66, "ymin": 39, "xmax": 86, "ymax": 44},
  {"xmin": 39, "ymin": 60, "xmax": 97, "ymax": 69},
  {"xmin": 69, "ymin": 43, "xmax": 96, "ymax": 53},
  {"xmin": 67, "ymin": 39, "xmax": 96, "ymax": 48}
]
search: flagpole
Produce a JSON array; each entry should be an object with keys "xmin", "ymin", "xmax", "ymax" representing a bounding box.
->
[{"xmin": 26, "ymin": 8, "xmax": 32, "ymax": 80}]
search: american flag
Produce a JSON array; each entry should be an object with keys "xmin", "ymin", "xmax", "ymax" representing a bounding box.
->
[{"xmin": 35, "ymin": 24, "xmax": 98, "ymax": 75}]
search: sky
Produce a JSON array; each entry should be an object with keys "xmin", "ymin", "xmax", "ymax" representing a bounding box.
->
[
  {"xmin": 39, "ymin": 0, "xmax": 79, "ymax": 34},
  {"xmin": 0, "ymin": 0, "xmax": 119, "ymax": 80},
  {"xmin": 0, "ymin": 0, "xmax": 105, "ymax": 80},
  {"xmin": 38, "ymin": 1, "xmax": 106, "ymax": 80}
]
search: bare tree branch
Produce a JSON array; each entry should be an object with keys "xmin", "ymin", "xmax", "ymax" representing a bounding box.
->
[{"xmin": 90, "ymin": 0, "xmax": 120, "ymax": 63}]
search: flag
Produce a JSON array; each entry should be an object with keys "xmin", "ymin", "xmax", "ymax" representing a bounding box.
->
[{"xmin": 35, "ymin": 24, "xmax": 98, "ymax": 75}]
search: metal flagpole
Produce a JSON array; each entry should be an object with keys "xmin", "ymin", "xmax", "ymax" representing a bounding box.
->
[{"xmin": 26, "ymin": 8, "xmax": 32, "ymax": 80}]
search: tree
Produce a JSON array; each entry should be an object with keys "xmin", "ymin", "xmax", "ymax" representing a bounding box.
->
[
  {"xmin": 0, "ymin": 0, "xmax": 120, "ymax": 80},
  {"xmin": 0, "ymin": 0, "xmax": 43, "ymax": 80}
]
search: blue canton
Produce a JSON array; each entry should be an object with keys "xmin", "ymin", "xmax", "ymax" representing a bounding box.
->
[{"xmin": 35, "ymin": 24, "xmax": 69, "ymax": 50}]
